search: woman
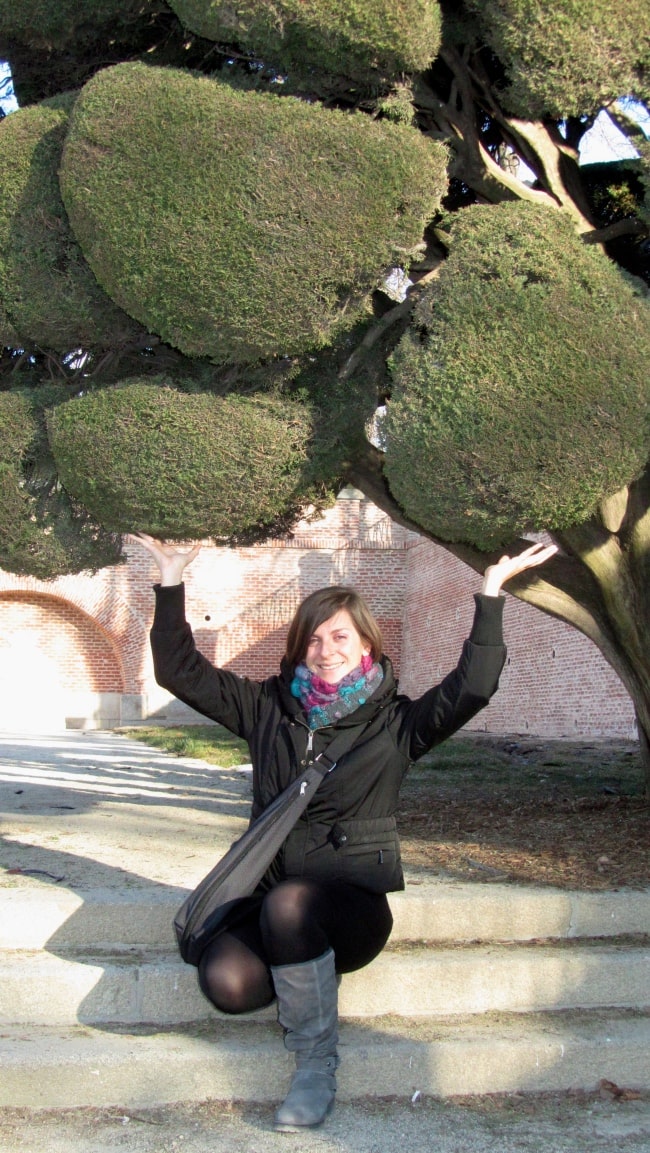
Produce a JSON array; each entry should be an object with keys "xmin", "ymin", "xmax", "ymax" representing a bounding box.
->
[{"xmin": 134, "ymin": 532, "xmax": 556, "ymax": 1131}]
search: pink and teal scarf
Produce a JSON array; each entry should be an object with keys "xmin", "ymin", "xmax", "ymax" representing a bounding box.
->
[{"xmin": 290, "ymin": 653, "xmax": 384, "ymax": 730}]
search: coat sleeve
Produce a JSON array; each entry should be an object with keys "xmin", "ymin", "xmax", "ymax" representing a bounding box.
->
[
  {"xmin": 149, "ymin": 583, "xmax": 262, "ymax": 739},
  {"xmin": 396, "ymin": 594, "xmax": 507, "ymax": 761}
]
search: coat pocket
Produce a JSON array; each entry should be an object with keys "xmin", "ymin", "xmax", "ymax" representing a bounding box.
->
[{"xmin": 332, "ymin": 816, "xmax": 404, "ymax": 893}]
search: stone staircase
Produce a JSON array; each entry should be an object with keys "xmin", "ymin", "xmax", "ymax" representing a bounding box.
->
[
  {"xmin": 1, "ymin": 730, "xmax": 649, "ymax": 1111},
  {"xmin": 2, "ymin": 880, "xmax": 649, "ymax": 1109}
]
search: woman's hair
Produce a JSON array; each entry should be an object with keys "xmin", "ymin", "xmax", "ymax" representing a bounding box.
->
[{"xmin": 285, "ymin": 585, "xmax": 383, "ymax": 667}]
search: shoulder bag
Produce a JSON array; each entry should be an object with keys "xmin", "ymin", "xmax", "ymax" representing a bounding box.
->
[{"xmin": 174, "ymin": 722, "xmax": 367, "ymax": 965}]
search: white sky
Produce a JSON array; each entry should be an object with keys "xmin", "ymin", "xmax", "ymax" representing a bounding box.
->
[
  {"xmin": 579, "ymin": 101, "xmax": 649, "ymax": 164},
  {"xmin": 0, "ymin": 61, "xmax": 18, "ymax": 115}
]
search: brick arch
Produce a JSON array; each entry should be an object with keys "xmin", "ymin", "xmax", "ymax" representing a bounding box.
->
[
  {"xmin": 0, "ymin": 591, "xmax": 125, "ymax": 730},
  {"xmin": 0, "ymin": 566, "xmax": 150, "ymax": 695}
]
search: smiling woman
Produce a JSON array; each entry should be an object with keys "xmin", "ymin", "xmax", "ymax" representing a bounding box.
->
[
  {"xmin": 304, "ymin": 611, "xmax": 370, "ymax": 682},
  {"xmin": 130, "ymin": 531, "xmax": 555, "ymax": 1131}
]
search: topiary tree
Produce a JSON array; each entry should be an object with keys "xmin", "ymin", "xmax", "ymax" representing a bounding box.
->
[
  {"xmin": 167, "ymin": 0, "xmax": 442, "ymax": 84},
  {"xmin": 59, "ymin": 61, "xmax": 446, "ymax": 361},
  {"xmin": 384, "ymin": 201, "xmax": 649, "ymax": 549},
  {"xmin": 0, "ymin": 0, "xmax": 649, "ymax": 784},
  {"xmin": 47, "ymin": 380, "xmax": 318, "ymax": 540},
  {"xmin": 0, "ymin": 94, "xmax": 142, "ymax": 354},
  {"xmin": 0, "ymin": 387, "xmax": 122, "ymax": 578},
  {"xmin": 465, "ymin": 0, "xmax": 649, "ymax": 119}
]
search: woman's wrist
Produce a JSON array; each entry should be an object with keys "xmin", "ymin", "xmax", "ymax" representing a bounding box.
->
[{"xmin": 480, "ymin": 573, "xmax": 503, "ymax": 597}]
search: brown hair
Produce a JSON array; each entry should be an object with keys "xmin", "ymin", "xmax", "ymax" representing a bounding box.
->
[{"xmin": 285, "ymin": 585, "xmax": 383, "ymax": 667}]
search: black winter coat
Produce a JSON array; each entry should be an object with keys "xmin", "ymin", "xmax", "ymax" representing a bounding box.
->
[{"xmin": 151, "ymin": 585, "xmax": 506, "ymax": 894}]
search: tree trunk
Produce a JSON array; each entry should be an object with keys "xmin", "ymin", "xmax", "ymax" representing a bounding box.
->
[
  {"xmin": 345, "ymin": 446, "xmax": 650, "ymax": 796},
  {"xmin": 636, "ymin": 711, "xmax": 650, "ymax": 798}
]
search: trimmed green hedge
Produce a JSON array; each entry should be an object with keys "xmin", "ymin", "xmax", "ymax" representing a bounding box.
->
[
  {"xmin": 0, "ymin": 0, "xmax": 162, "ymax": 51},
  {"xmin": 168, "ymin": 0, "xmax": 442, "ymax": 82},
  {"xmin": 0, "ymin": 96, "xmax": 141, "ymax": 353},
  {"xmin": 48, "ymin": 379, "xmax": 315, "ymax": 539},
  {"xmin": 466, "ymin": 0, "xmax": 649, "ymax": 118},
  {"xmin": 0, "ymin": 387, "xmax": 123, "ymax": 578},
  {"xmin": 60, "ymin": 62, "xmax": 447, "ymax": 362},
  {"xmin": 384, "ymin": 202, "xmax": 650, "ymax": 550}
]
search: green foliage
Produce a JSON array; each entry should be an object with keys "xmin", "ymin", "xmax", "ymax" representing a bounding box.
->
[
  {"xmin": 637, "ymin": 140, "xmax": 650, "ymax": 230},
  {"xmin": 59, "ymin": 62, "xmax": 447, "ymax": 362},
  {"xmin": 47, "ymin": 379, "xmax": 316, "ymax": 539},
  {"xmin": 466, "ymin": 0, "xmax": 650, "ymax": 118},
  {"xmin": 0, "ymin": 0, "xmax": 163, "ymax": 51},
  {"xmin": 0, "ymin": 387, "xmax": 123, "ymax": 578},
  {"xmin": 384, "ymin": 202, "xmax": 650, "ymax": 550},
  {"xmin": 0, "ymin": 96, "xmax": 141, "ymax": 353},
  {"xmin": 293, "ymin": 310, "xmax": 411, "ymax": 484},
  {"xmin": 121, "ymin": 724, "xmax": 250, "ymax": 767},
  {"xmin": 168, "ymin": 0, "xmax": 441, "ymax": 83},
  {"xmin": 377, "ymin": 85, "xmax": 417, "ymax": 127},
  {"xmin": 0, "ymin": 311, "xmax": 20, "ymax": 349}
]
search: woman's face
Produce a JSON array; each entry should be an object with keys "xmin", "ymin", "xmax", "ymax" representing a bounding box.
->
[{"xmin": 304, "ymin": 609, "xmax": 370, "ymax": 684}]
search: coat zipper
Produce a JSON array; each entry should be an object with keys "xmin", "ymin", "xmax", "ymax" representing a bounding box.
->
[{"xmin": 300, "ymin": 730, "xmax": 314, "ymax": 795}]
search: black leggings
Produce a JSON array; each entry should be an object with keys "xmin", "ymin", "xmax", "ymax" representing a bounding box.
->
[{"xmin": 198, "ymin": 878, "xmax": 393, "ymax": 1015}]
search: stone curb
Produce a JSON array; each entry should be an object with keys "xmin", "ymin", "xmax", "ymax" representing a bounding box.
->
[
  {"xmin": 2, "ymin": 941, "xmax": 649, "ymax": 1027},
  {"xmin": 2, "ymin": 1013, "xmax": 649, "ymax": 1109},
  {"xmin": 2, "ymin": 883, "xmax": 649, "ymax": 951}
]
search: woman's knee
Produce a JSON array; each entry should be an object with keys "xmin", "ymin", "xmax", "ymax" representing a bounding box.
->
[
  {"xmin": 260, "ymin": 879, "xmax": 319, "ymax": 937},
  {"xmin": 197, "ymin": 940, "xmax": 274, "ymax": 1015},
  {"xmin": 198, "ymin": 963, "xmax": 273, "ymax": 1014}
]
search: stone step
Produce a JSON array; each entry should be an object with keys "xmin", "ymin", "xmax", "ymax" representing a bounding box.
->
[
  {"xmin": 2, "ymin": 882, "xmax": 649, "ymax": 952},
  {"xmin": 2, "ymin": 940, "xmax": 649, "ymax": 1027},
  {"xmin": 2, "ymin": 1011, "xmax": 649, "ymax": 1108}
]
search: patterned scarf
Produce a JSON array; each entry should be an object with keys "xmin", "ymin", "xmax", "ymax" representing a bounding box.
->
[{"xmin": 290, "ymin": 653, "xmax": 384, "ymax": 730}]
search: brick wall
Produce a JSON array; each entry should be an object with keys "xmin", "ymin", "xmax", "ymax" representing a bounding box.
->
[
  {"xmin": 400, "ymin": 536, "xmax": 637, "ymax": 740},
  {"xmin": 0, "ymin": 490, "xmax": 408, "ymax": 728},
  {"xmin": 0, "ymin": 491, "xmax": 637, "ymax": 738},
  {"xmin": 154, "ymin": 493, "xmax": 408, "ymax": 690},
  {"xmin": 0, "ymin": 590, "xmax": 125, "ymax": 729},
  {"xmin": 0, "ymin": 592, "xmax": 123, "ymax": 691}
]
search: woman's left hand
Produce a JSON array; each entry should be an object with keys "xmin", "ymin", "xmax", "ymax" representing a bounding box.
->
[{"xmin": 481, "ymin": 541, "xmax": 559, "ymax": 596}]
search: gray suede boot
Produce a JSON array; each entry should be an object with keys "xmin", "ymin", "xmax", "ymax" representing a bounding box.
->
[{"xmin": 270, "ymin": 948, "xmax": 339, "ymax": 1132}]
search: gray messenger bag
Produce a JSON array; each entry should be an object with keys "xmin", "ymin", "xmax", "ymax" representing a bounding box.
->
[{"xmin": 174, "ymin": 722, "xmax": 368, "ymax": 966}]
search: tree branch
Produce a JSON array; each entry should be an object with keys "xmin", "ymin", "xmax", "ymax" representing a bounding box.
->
[
  {"xmin": 338, "ymin": 267, "xmax": 442, "ymax": 382},
  {"xmin": 583, "ymin": 218, "xmax": 647, "ymax": 244}
]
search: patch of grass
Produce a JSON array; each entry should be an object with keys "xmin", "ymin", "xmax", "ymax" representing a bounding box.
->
[
  {"xmin": 119, "ymin": 724, "xmax": 250, "ymax": 769},
  {"xmin": 415, "ymin": 734, "xmax": 644, "ymax": 797},
  {"xmin": 418, "ymin": 737, "xmax": 513, "ymax": 783}
]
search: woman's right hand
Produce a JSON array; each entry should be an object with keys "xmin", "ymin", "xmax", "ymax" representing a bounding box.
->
[{"xmin": 129, "ymin": 533, "xmax": 201, "ymax": 586}]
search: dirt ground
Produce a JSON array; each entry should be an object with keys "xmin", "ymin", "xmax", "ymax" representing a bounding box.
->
[
  {"xmin": 2, "ymin": 1091, "xmax": 650, "ymax": 1153},
  {"xmin": 396, "ymin": 735, "xmax": 649, "ymax": 891}
]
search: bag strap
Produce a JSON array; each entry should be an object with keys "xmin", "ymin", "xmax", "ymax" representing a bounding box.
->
[{"xmin": 308, "ymin": 717, "xmax": 373, "ymax": 778}]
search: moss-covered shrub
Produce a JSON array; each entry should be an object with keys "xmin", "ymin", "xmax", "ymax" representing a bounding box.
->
[
  {"xmin": 60, "ymin": 62, "xmax": 447, "ymax": 362},
  {"xmin": 467, "ymin": 0, "xmax": 649, "ymax": 118},
  {"xmin": 384, "ymin": 201, "xmax": 650, "ymax": 550},
  {"xmin": 0, "ymin": 387, "xmax": 123, "ymax": 578},
  {"xmin": 48, "ymin": 379, "xmax": 315, "ymax": 538},
  {"xmin": 0, "ymin": 0, "xmax": 163, "ymax": 51},
  {"xmin": 0, "ymin": 96, "xmax": 142, "ymax": 353},
  {"xmin": 168, "ymin": 0, "xmax": 441, "ymax": 83}
]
